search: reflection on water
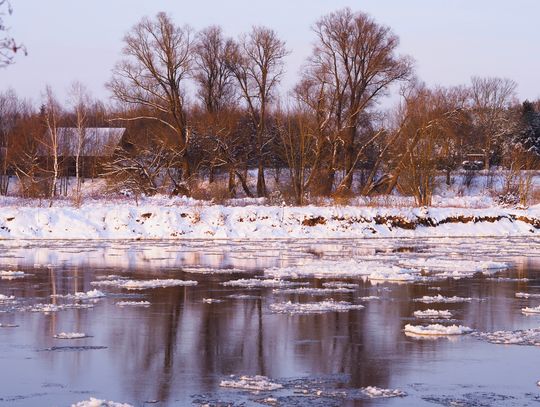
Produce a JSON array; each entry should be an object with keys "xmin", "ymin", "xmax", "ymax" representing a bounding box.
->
[{"xmin": 0, "ymin": 238, "xmax": 539, "ymax": 406}]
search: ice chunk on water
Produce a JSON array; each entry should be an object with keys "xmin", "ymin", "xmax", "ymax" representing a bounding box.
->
[
  {"xmin": 516, "ymin": 292, "xmax": 540, "ymax": 299},
  {"xmin": 92, "ymin": 279, "xmax": 197, "ymax": 290},
  {"xmin": 413, "ymin": 309, "xmax": 453, "ymax": 319},
  {"xmin": 404, "ymin": 324, "xmax": 472, "ymax": 335},
  {"xmin": 414, "ymin": 294, "xmax": 472, "ymax": 303},
  {"xmin": 52, "ymin": 289, "xmax": 105, "ymax": 300},
  {"xmin": 222, "ymin": 278, "xmax": 306, "ymax": 288},
  {"xmin": 474, "ymin": 328, "xmax": 540, "ymax": 346},
  {"xmin": 54, "ymin": 332, "xmax": 88, "ymax": 339},
  {"xmin": 361, "ymin": 386, "xmax": 407, "ymax": 398},
  {"xmin": 270, "ymin": 300, "xmax": 364, "ymax": 314},
  {"xmin": 521, "ymin": 306, "xmax": 540, "ymax": 315},
  {"xmin": 219, "ymin": 375, "xmax": 282, "ymax": 391},
  {"xmin": 71, "ymin": 397, "xmax": 133, "ymax": 407},
  {"xmin": 116, "ymin": 301, "xmax": 151, "ymax": 307}
]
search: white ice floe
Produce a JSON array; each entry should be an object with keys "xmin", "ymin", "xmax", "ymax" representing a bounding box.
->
[
  {"xmin": 52, "ymin": 289, "xmax": 105, "ymax": 300},
  {"xmin": 404, "ymin": 324, "xmax": 472, "ymax": 335},
  {"xmin": 91, "ymin": 278, "xmax": 197, "ymax": 290},
  {"xmin": 322, "ymin": 282, "xmax": 359, "ymax": 289},
  {"xmin": 219, "ymin": 375, "xmax": 283, "ymax": 391},
  {"xmin": 361, "ymin": 386, "xmax": 407, "ymax": 398},
  {"xmin": 474, "ymin": 328, "xmax": 540, "ymax": 346},
  {"xmin": 0, "ymin": 270, "xmax": 26, "ymax": 279},
  {"xmin": 115, "ymin": 301, "xmax": 151, "ymax": 307},
  {"xmin": 27, "ymin": 303, "xmax": 94, "ymax": 312},
  {"xmin": 0, "ymin": 294, "xmax": 15, "ymax": 301},
  {"xmin": 71, "ymin": 397, "xmax": 133, "ymax": 407},
  {"xmin": 414, "ymin": 294, "xmax": 472, "ymax": 303},
  {"xmin": 265, "ymin": 260, "xmax": 419, "ymax": 281},
  {"xmin": 0, "ymin": 323, "xmax": 18, "ymax": 328},
  {"xmin": 182, "ymin": 267, "xmax": 248, "ymax": 274},
  {"xmin": 227, "ymin": 294, "xmax": 262, "ymax": 300},
  {"xmin": 522, "ymin": 306, "xmax": 540, "ymax": 315},
  {"xmin": 222, "ymin": 278, "xmax": 306, "ymax": 288},
  {"xmin": 54, "ymin": 332, "xmax": 88, "ymax": 339},
  {"xmin": 360, "ymin": 296, "xmax": 380, "ymax": 301},
  {"xmin": 399, "ymin": 258, "xmax": 508, "ymax": 278},
  {"xmin": 269, "ymin": 300, "xmax": 364, "ymax": 314},
  {"xmin": 272, "ymin": 287, "xmax": 354, "ymax": 295},
  {"xmin": 516, "ymin": 292, "xmax": 540, "ymax": 299},
  {"xmin": 203, "ymin": 298, "xmax": 224, "ymax": 304},
  {"xmin": 413, "ymin": 309, "xmax": 453, "ymax": 319}
]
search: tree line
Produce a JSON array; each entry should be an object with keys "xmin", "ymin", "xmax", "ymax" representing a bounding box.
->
[{"xmin": 1, "ymin": 8, "xmax": 540, "ymax": 205}]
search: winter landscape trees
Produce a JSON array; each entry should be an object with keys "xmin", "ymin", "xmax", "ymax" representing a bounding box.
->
[{"xmin": 1, "ymin": 8, "xmax": 539, "ymax": 206}]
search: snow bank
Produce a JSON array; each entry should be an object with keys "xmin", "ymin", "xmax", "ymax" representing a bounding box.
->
[
  {"xmin": 404, "ymin": 324, "xmax": 473, "ymax": 335},
  {"xmin": 0, "ymin": 201, "xmax": 539, "ymax": 239},
  {"xmin": 414, "ymin": 294, "xmax": 472, "ymax": 303},
  {"xmin": 91, "ymin": 278, "xmax": 197, "ymax": 290},
  {"xmin": 71, "ymin": 398, "xmax": 133, "ymax": 407},
  {"xmin": 220, "ymin": 375, "xmax": 282, "ymax": 391},
  {"xmin": 361, "ymin": 386, "xmax": 407, "ymax": 398},
  {"xmin": 413, "ymin": 309, "xmax": 453, "ymax": 319},
  {"xmin": 54, "ymin": 332, "xmax": 88, "ymax": 339},
  {"xmin": 269, "ymin": 300, "xmax": 364, "ymax": 314}
]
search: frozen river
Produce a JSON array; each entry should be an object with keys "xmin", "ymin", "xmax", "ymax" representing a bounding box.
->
[{"xmin": 0, "ymin": 238, "xmax": 540, "ymax": 406}]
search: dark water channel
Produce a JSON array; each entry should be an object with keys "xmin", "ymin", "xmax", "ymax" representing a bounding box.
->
[{"xmin": 0, "ymin": 238, "xmax": 540, "ymax": 406}]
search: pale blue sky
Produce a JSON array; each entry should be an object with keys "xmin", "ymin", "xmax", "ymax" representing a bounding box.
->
[{"xmin": 1, "ymin": 0, "xmax": 539, "ymax": 105}]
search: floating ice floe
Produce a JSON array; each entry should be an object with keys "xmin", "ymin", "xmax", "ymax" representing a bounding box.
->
[
  {"xmin": 182, "ymin": 267, "xmax": 248, "ymax": 274},
  {"xmin": 414, "ymin": 294, "xmax": 472, "ymax": 303},
  {"xmin": 54, "ymin": 332, "xmax": 88, "ymax": 339},
  {"xmin": 522, "ymin": 306, "xmax": 540, "ymax": 315},
  {"xmin": 269, "ymin": 300, "xmax": 364, "ymax": 314},
  {"xmin": 515, "ymin": 292, "xmax": 540, "ymax": 299},
  {"xmin": 91, "ymin": 279, "xmax": 198, "ymax": 290},
  {"xmin": 486, "ymin": 277, "xmax": 530, "ymax": 282},
  {"xmin": 222, "ymin": 278, "xmax": 306, "ymax": 288},
  {"xmin": 52, "ymin": 289, "xmax": 105, "ymax": 300},
  {"xmin": 0, "ymin": 271, "xmax": 26, "ymax": 280},
  {"xmin": 404, "ymin": 324, "xmax": 472, "ymax": 336},
  {"xmin": 413, "ymin": 309, "xmax": 453, "ymax": 319},
  {"xmin": 219, "ymin": 375, "xmax": 283, "ymax": 391},
  {"xmin": 0, "ymin": 323, "xmax": 18, "ymax": 328},
  {"xmin": 322, "ymin": 282, "xmax": 359, "ymax": 289},
  {"xmin": 360, "ymin": 296, "xmax": 380, "ymax": 301},
  {"xmin": 399, "ymin": 258, "xmax": 508, "ymax": 278},
  {"xmin": 361, "ymin": 386, "xmax": 407, "ymax": 398},
  {"xmin": 27, "ymin": 303, "xmax": 94, "ymax": 312},
  {"xmin": 71, "ymin": 397, "xmax": 133, "ymax": 407},
  {"xmin": 227, "ymin": 294, "xmax": 262, "ymax": 300},
  {"xmin": 474, "ymin": 328, "xmax": 540, "ymax": 346},
  {"xmin": 264, "ymin": 260, "xmax": 419, "ymax": 281},
  {"xmin": 115, "ymin": 301, "xmax": 151, "ymax": 307},
  {"xmin": 272, "ymin": 287, "xmax": 354, "ymax": 295},
  {"xmin": 0, "ymin": 294, "xmax": 15, "ymax": 301},
  {"xmin": 203, "ymin": 298, "xmax": 223, "ymax": 304}
]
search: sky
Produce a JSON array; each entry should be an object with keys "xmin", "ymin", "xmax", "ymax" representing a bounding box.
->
[{"xmin": 1, "ymin": 0, "xmax": 539, "ymax": 106}]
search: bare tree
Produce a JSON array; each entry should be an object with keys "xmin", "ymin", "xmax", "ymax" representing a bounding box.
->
[
  {"xmin": 0, "ymin": 88, "xmax": 19, "ymax": 194},
  {"xmin": 42, "ymin": 86, "xmax": 62, "ymax": 203},
  {"xmin": 470, "ymin": 76, "xmax": 517, "ymax": 170},
  {"xmin": 0, "ymin": 0, "xmax": 25, "ymax": 67},
  {"xmin": 227, "ymin": 26, "xmax": 288, "ymax": 197},
  {"xmin": 304, "ymin": 8, "xmax": 412, "ymax": 194},
  {"xmin": 67, "ymin": 81, "xmax": 92, "ymax": 201},
  {"xmin": 194, "ymin": 26, "xmax": 236, "ymax": 114},
  {"xmin": 107, "ymin": 12, "xmax": 194, "ymax": 190}
]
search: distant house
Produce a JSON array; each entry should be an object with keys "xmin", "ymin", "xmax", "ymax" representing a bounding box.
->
[{"xmin": 39, "ymin": 127, "xmax": 127, "ymax": 177}]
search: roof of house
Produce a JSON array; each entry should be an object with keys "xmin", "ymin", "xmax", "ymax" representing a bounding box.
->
[{"xmin": 40, "ymin": 127, "xmax": 126, "ymax": 157}]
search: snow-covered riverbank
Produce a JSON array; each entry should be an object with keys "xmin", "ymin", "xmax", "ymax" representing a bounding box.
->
[{"xmin": 1, "ymin": 199, "xmax": 540, "ymax": 239}]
